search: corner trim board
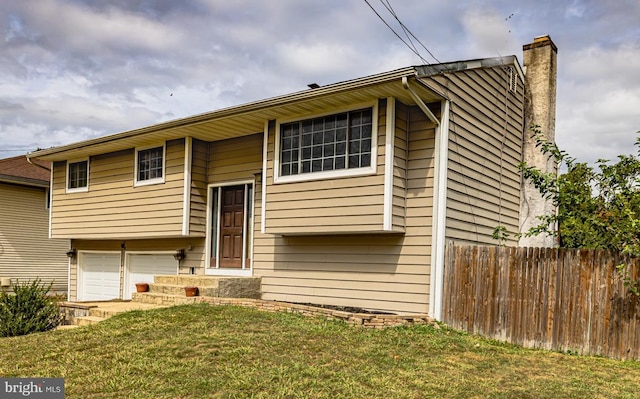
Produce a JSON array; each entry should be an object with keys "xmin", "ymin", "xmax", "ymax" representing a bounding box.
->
[
  {"xmin": 182, "ymin": 137, "xmax": 192, "ymax": 235},
  {"xmin": 261, "ymin": 122, "xmax": 268, "ymax": 235},
  {"xmin": 383, "ymin": 97, "xmax": 395, "ymax": 230}
]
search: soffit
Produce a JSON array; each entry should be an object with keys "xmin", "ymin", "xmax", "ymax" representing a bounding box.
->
[{"xmin": 30, "ymin": 73, "xmax": 442, "ymax": 161}]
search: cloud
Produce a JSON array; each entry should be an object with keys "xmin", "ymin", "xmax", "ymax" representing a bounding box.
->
[
  {"xmin": 0, "ymin": 0, "xmax": 638, "ymax": 167},
  {"xmin": 460, "ymin": 7, "xmax": 519, "ymax": 58}
]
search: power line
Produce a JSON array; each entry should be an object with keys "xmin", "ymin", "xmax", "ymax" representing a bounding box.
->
[
  {"xmin": 362, "ymin": 0, "xmax": 429, "ymax": 64},
  {"xmin": 378, "ymin": 0, "xmax": 441, "ymax": 63},
  {"xmin": 363, "ymin": 0, "xmax": 440, "ymax": 65}
]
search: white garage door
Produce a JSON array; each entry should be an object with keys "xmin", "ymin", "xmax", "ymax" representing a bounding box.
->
[
  {"xmin": 125, "ymin": 253, "xmax": 177, "ymax": 299},
  {"xmin": 79, "ymin": 253, "xmax": 121, "ymax": 301}
]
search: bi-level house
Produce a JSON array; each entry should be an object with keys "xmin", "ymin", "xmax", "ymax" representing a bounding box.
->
[{"xmin": 29, "ymin": 36, "xmax": 557, "ymax": 317}]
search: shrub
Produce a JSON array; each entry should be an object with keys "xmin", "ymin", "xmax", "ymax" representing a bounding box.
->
[{"xmin": 0, "ymin": 279, "xmax": 62, "ymax": 337}]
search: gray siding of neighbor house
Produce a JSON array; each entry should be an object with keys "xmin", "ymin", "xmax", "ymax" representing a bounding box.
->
[{"xmin": 0, "ymin": 182, "xmax": 69, "ymax": 293}]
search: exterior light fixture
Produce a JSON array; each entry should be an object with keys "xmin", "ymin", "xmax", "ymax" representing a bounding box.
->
[
  {"xmin": 66, "ymin": 248, "xmax": 77, "ymax": 259},
  {"xmin": 173, "ymin": 249, "xmax": 186, "ymax": 261}
]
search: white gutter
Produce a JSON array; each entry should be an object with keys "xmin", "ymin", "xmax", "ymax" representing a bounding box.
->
[
  {"xmin": 182, "ymin": 137, "xmax": 193, "ymax": 235},
  {"xmin": 429, "ymin": 100, "xmax": 450, "ymax": 320},
  {"xmin": 28, "ymin": 67, "xmax": 418, "ymax": 160}
]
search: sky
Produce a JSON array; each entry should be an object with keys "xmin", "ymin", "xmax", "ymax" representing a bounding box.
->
[{"xmin": 1, "ymin": 0, "xmax": 639, "ymax": 165}]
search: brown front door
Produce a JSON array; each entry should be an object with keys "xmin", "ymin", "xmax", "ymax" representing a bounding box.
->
[{"xmin": 219, "ymin": 185, "xmax": 245, "ymax": 268}]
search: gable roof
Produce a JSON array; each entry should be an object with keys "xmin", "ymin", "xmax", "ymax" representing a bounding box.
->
[
  {"xmin": 0, "ymin": 155, "xmax": 51, "ymax": 187},
  {"xmin": 29, "ymin": 55, "xmax": 523, "ymax": 162}
]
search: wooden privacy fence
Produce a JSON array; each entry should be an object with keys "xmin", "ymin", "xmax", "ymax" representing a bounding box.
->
[{"xmin": 442, "ymin": 243, "xmax": 640, "ymax": 360}]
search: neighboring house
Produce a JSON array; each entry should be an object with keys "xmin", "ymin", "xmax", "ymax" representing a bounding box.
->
[
  {"xmin": 0, "ymin": 155, "xmax": 69, "ymax": 293},
  {"xmin": 29, "ymin": 36, "xmax": 557, "ymax": 317}
]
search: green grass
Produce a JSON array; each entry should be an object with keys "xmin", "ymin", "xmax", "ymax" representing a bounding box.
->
[{"xmin": 1, "ymin": 303, "xmax": 639, "ymax": 398}]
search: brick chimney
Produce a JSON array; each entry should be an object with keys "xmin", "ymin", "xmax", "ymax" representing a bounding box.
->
[{"xmin": 519, "ymin": 35, "xmax": 558, "ymax": 247}]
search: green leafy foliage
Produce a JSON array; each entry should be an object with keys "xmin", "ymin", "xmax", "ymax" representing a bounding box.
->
[
  {"xmin": 498, "ymin": 126, "xmax": 640, "ymax": 295},
  {"xmin": 519, "ymin": 126, "xmax": 640, "ymax": 255},
  {"xmin": 0, "ymin": 279, "xmax": 62, "ymax": 337}
]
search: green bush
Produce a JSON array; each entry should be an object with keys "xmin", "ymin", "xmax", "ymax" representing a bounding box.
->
[{"xmin": 0, "ymin": 279, "xmax": 62, "ymax": 337}]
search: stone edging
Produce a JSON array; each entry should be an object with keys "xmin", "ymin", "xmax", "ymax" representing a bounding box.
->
[{"xmin": 196, "ymin": 297, "xmax": 435, "ymax": 328}]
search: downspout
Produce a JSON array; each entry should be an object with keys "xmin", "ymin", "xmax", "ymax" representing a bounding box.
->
[
  {"xmin": 25, "ymin": 155, "xmax": 52, "ymax": 172},
  {"xmin": 402, "ymin": 77, "xmax": 439, "ymax": 126},
  {"xmin": 429, "ymin": 100, "xmax": 450, "ymax": 320},
  {"xmin": 402, "ymin": 76, "xmax": 449, "ymax": 320}
]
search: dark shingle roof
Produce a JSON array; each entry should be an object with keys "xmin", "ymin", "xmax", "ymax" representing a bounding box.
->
[{"xmin": 0, "ymin": 155, "xmax": 51, "ymax": 187}]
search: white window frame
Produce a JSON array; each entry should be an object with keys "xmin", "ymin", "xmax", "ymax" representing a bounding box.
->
[
  {"xmin": 66, "ymin": 158, "xmax": 89, "ymax": 193},
  {"xmin": 205, "ymin": 180, "xmax": 255, "ymax": 276},
  {"xmin": 134, "ymin": 143, "xmax": 166, "ymax": 187},
  {"xmin": 273, "ymin": 101, "xmax": 379, "ymax": 184}
]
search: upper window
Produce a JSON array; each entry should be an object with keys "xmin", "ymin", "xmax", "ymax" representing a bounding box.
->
[
  {"xmin": 66, "ymin": 159, "xmax": 88, "ymax": 193},
  {"xmin": 278, "ymin": 107, "xmax": 374, "ymax": 180},
  {"xmin": 135, "ymin": 145, "xmax": 165, "ymax": 186}
]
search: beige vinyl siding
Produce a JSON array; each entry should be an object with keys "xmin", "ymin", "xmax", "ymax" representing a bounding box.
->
[
  {"xmin": 208, "ymin": 134, "xmax": 263, "ymax": 184},
  {"xmin": 392, "ymin": 102, "xmax": 409, "ymax": 231},
  {"xmin": 255, "ymin": 105, "xmax": 435, "ymax": 314},
  {"xmin": 51, "ymin": 140, "xmax": 186, "ymax": 239},
  {"xmin": 68, "ymin": 237, "xmax": 205, "ymax": 301},
  {"xmin": 0, "ymin": 182, "xmax": 69, "ymax": 293},
  {"xmin": 425, "ymin": 66, "xmax": 524, "ymax": 245},
  {"xmin": 264, "ymin": 100, "xmax": 388, "ymax": 234},
  {"xmin": 190, "ymin": 139, "xmax": 208, "ymax": 236}
]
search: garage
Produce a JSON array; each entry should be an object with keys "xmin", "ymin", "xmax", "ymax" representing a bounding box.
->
[
  {"xmin": 78, "ymin": 252, "xmax": 121, "ymax": 301},
  {"xmin": 125, "ymin": 253, "xmax": 178, "ymax": 299}
]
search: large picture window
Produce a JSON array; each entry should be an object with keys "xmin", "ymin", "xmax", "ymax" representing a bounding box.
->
[
  {"xmin": 135, "ymin": 145, "xmax": 165, "ymax": 186},
  {"xmin": 279, "ymin": 108, "xmax": 373, "ymax": 177},
  {"xmin": 66, "ymin": 159, "xmax": 88, "ymax": 192}
]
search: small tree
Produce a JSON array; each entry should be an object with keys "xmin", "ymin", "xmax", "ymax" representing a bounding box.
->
[
  {"xmin": 495, "ymin": 126, "xmax": 640, "ymax": 293},
  {"xmin": 0, "ymin": 279, "xmax": 62, "ymax": 337}
]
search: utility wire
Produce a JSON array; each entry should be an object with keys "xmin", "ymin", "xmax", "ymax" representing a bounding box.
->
[
  {"xmin": 379, "ymin": 0, "xmax": 421, "ymax": 60},
  {"xmin": 362, "ymin": 0, "xmax": 430, "ymax": 64},
  {"xmin": 378, "ymin": 0, "xmax": 441, "ymax": 63}
]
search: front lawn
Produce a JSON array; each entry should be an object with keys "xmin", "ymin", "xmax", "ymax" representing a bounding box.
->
[{"xmin": 1, "ymin": 303, "xmax": 639, "ymax": 398}]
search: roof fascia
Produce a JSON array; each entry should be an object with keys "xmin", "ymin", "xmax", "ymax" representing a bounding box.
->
[
  {"xmin": 415, "ymin": 55, "xmax": 524, "ymax": 83},
  {"xmin": 0, "ymin": 175, "xmax": 49, "ymax": 188},
  {"xmin": 28, "ymin": 66, "xmax": 417, "ymax": 160}
]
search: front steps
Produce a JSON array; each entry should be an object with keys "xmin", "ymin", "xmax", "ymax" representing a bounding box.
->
[
  {"xmin": 59, "ymin": 301, "xmax": 169, "ymax": 327},
  {"xmin": 133, "ymin": 275, "xmax": 262, "ymax": 306},
  {"xmin": 58, "ymin": 276, "xmax": 262, "ymax": 327}
]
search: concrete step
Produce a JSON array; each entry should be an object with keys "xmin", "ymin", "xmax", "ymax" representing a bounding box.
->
[
  {"xmin": 88, "ymin": 308, "xmax": 128, "ymax": 318},
  {"xmin": 148, "ymin": 283, "xmax": 189, "ymax": 296},
  {"xmin": 150, "ymin": 276, "xmax": 261, "ymax": 298},
  {"xmin": 153, "ymin": 275, "xmax": 260, "ymax": 288},
  {"xmin": 133, "ymin": 292, "xmax": 199, "ymax": 306},
  {"xmin": 73, "ymin": 315, "xmax": 106, "ymax": 326}
]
